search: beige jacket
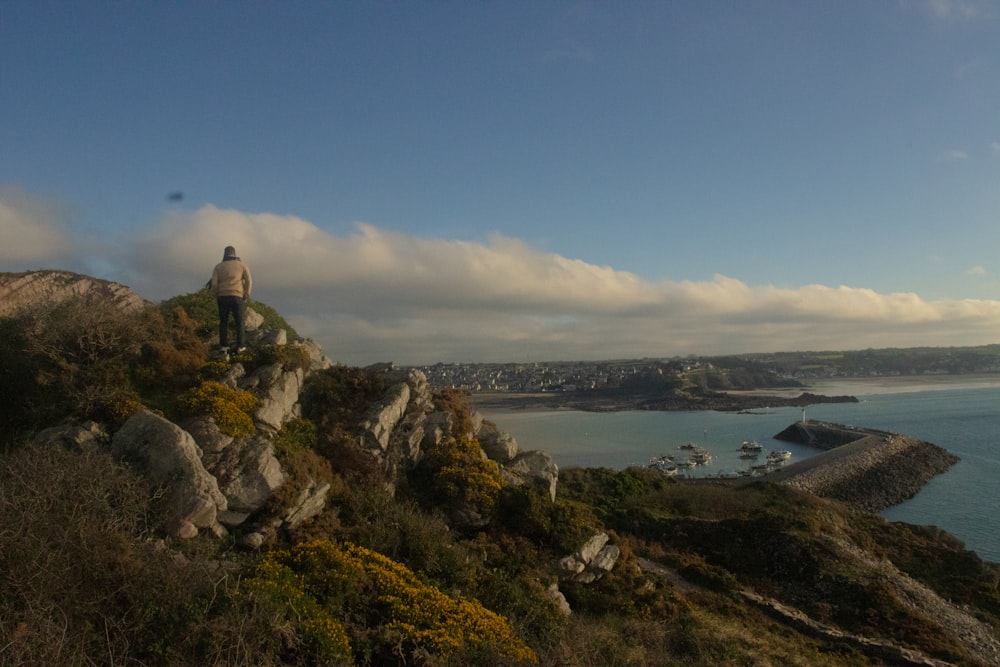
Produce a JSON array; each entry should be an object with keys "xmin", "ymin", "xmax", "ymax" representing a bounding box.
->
[{"xmin": 210, "ymin": 259, "xmax": 252, "ymax": 299}]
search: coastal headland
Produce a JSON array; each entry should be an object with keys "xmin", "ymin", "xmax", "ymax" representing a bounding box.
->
[
  {"xmin": 471, "ymin": 390, "xmax": 859, "ymax": 413},
  {"xmin": 763, "ymin": 420, "xmax": 959, "ymax": 512}
]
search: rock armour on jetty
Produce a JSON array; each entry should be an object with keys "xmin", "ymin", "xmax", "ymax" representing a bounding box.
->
[{"xmin": 770, "ymin": 422, "xmax": 959, "ymax": 512}]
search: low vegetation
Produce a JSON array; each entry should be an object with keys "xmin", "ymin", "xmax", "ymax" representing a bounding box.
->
[{"xmin": 1, "ymin": 289, "xmax": 998, "ymax": 665}]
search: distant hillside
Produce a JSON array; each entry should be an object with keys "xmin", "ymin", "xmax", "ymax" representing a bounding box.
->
[
  {"xmin": 1, "ymin": 270, "xmax": 998, "ymax": 666},
  {"xmin": 0, "ymin": 269, "xmax": 146, "ymax": 316}
]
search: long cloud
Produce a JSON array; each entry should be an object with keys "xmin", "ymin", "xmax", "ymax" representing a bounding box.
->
[{"xmin": 3, "ymin": 199, "xmax": 1000, "ymax": 365}]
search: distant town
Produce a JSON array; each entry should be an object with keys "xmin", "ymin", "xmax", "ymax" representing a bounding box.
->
[{"xmin": 411, "ymin": 345, "xmax": 1000, "ymax": 394}]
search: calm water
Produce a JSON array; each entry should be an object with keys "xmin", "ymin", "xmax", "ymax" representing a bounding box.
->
[{"xmin": 481, "ymin": 381, "xmax": 1000, "ymax": 562}]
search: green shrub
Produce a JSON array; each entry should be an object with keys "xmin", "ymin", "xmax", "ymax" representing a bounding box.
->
[
  {"xmin": 338, "ymin": 485, "xmax": 476, "ymax": 590},
  {"xmin": 158, "ymin": 290, "xmax": 218, "ymax": 338},
  {"xmin": 251, "ymin": 343, "xmax": 311, "ymax": 373},
  {"xmin": 158, "ymin": 290, "xmax": 299, "ymax": 341},
  {"xmin": 248, "ymin": 299, "xmax": 299, "ymax": 340},
  {"xmin": 301, "ymin": 365, "xmax": 389, "ymax": 433}
]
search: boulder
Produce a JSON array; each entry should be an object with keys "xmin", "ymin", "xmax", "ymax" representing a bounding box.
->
[
  {"xmin": 260, "ymin": 328, "xmax": 287, "ymax": 346},
  {"xmin": 111, "ymin": 410, "xmax": 227, "ymax": 538},
  {"xmin": 33, "ymin": 420, "xmax": 108, "ymax": 450},
  {"xmin": 558, "ymin": 531, "xmax": 621, "ymax": 583},
  {"xmin": 300, "ymin": 338, "xmax": 333, "ymax": 371},
  {"xmin": 183, "ymin": 415, "xmax": 234, "ymax": 467},
  {"xmin": 477, "ymin": 422, "xmax": 519, "ymax": 463},
  {"xmin": 362, "ymin": 381, "xmax": 410, "ymax": 452},
  {"xmin": 547, "ymin": 583, "xmax": 572, "ymax": 616},
  {"xmin": 211, "ymin": 434, "xmax": 286, "ymax": 515},
  {"xmin": 245, "ymin": 307, "xmax": 264, "ymax": 331},
  {"xmin": 283, "ymin": 479, "xmax": 332, "ymax": 529},
  {"xmin": 579, "ymin": 532, "xmax": 610, "ymax": 563},
  {"xmin": 504, "ymin": 450, "xmax": 559, "ymax": 501},
  {"xmin": 422, "ymin": 411, "xmax": 453, "ymax": 450},
  {"xmin": 247, "ymin": 364, "xmax": 304, "ymax": 432}
]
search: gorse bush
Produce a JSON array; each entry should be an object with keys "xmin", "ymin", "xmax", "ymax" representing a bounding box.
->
[
  {"xmin": 415, "ymin": 437, "xmax": 503, "ymax": 519},
  {"xmin": 178, "ymin": 380, "xmax": 259, "ymax": 437},
  {"xmin": 244, "ymin": 539, "xmax": 537, "ymax": 665}
]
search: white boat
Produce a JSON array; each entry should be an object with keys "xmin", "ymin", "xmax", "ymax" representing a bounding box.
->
[
  {"xmin": 648, "ymin": 456, "xmax": 679, "ymax": 476},
  {"xmin": 690, "ymin": 449, "xmax": 712, "ymax": 464},
  {"xmin": 768, "ymin": 450, "xmax": 792, "ymax": 463},
  {"xmin": 740, "ymin": 439, "xmax": 762, "ymax": 453}
]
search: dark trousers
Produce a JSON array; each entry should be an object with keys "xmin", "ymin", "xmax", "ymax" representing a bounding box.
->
[{"xmin": 217, "ymin": 296, "xmax": 246, "ymax": 348}]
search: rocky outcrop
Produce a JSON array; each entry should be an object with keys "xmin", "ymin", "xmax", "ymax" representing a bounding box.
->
[
  {"xmin": 111, "ymin": 409, "xmax": 228, "ymax": 539},
  {"xmin": 244, "ymin": 363, "xmax": 305, "ymax": 432},
  {"xmin": 557, "ymin": 532, "xmax": 621, "ymax": 583},
  {"xmin": 33, "ymin": 420, "xmax": 109, "ymax": 451},
  {"xmin": 0, "ymin": 270, "xmax": 146, "ymax": 316},
  {"xmin": 210, "ymin": 434, "xmax": 286, "ymax": 517},
  {"xmin": 502, "ymin": 450, "xmax": 559, "ymax": 502},
  {"xmin": 477, "ymin": 420, "xmax": 519, "ymax": 462}
]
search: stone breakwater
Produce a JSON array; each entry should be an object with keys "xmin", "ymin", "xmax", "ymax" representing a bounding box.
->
[{"xmin": 768, "ymin": 421, "xmax": 959, "ymax": 512}]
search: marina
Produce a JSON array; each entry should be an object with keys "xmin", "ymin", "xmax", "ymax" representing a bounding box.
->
[{"xmin": 480, "ymin": 382, "xmax": 1000, "ymax": 562}]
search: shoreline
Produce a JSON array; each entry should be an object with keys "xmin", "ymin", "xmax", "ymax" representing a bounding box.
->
[{"xmin": 471, "ymin": 373, "xmax": 1000, "ymax": 414}]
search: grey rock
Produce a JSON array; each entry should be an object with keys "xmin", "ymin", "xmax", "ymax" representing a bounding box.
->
[
  {"xmin": 111, "ymin": 410, "xmax": 227, "ymax": 538},
  {"xmin": 505, "ymin": 450, "xmax": 559, "ymax": 501},
  {"xmin": 362, "ymin": 381, "xmax": 410, "ymax": 452},
  {"xmin": 477, "ymin": 422, "xmax": 519, "ymax": 462},
  {"xmin": 283, "ymin": 480, "xmax": 331, "ymax": 529},
  {"xmin": 33, "ymin": 420, "xmax": 108, "ymax": 450},
  {"xmin": 212, "ymin": 434, "xmax": 286, "ymax": 514}
]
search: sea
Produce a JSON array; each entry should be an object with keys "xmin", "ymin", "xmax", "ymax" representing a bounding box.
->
[{"xmin": 478, "ymin": 375, "xmax": 1000, "ymax": 563}]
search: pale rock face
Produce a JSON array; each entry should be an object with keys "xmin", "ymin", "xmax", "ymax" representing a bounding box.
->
[
  {"xmin": 248, "ymin": 364, "xmax": 304, "ymax": 432},
  {"xmin": 0, "ymin": 270, "xmax": 146, "ymax": 316},
  {"xmin": 477, "ymin": 421, "xmax": 520, "ymax": 462},
  {"xmin": 211, "ymin": 434, "xmax": 286, "ymax": 515},
  {"xmin": 578, "ymin": 533, "xmax": 610, "ymax": 563},
  {"xmin": 111, "ymin": 409, "xmax": 227, "ymax": 538},
  {"xmin": 547, "ymin": 583, "xmax": 573, "ymax": 616},
  {"xmin": 183, "ymin": 415, "xmax": 234, "ymax": 462},
  {"xmin": 362, "ymin": 382, "xmax": 411, "ymax": 452},
  {"xmin": 299, "ymin": 338, "xmax": 334, "ymax": 371},
  {"xmin": 558, "ymin": 532, "xmax": 621, "ymax": 584},
  {"xmin": 505, "ymin": 450, "xmax": 559, "ymax": 502},
  {"xmin": 283, "ymin": 479, "xmax": 331, "ymax": 529}
]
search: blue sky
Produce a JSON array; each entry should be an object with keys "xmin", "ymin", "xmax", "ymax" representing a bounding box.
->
[{"xmin": 3, "ymin": 1, "xmax": 1000, "ymax": 365}]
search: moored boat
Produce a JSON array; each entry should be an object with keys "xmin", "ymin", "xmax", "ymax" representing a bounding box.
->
[{"xmin": 768, "ymin": 449, "xmax": 792, "ymax": 463}]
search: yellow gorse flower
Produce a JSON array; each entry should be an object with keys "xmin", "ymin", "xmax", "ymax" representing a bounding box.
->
[
  {"xmin": 177, "ymin": 380, "xmax": 259, "ymax": 437},
  {"xmin": 245, "ymin": 539, "xmax": 537, "ymax": 664}
]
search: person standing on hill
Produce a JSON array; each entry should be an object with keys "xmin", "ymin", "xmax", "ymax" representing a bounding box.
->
[{"xmin": 210, "ymin": 245, "xmax": 252, "ymax": 352}]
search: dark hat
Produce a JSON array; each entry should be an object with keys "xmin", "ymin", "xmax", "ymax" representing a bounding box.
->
[{"xmin": 223, "ymin": 246, "xmax": 237, "ymax": 259}]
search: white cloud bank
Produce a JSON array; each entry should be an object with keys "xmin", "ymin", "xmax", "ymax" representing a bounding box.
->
[
  {"xmin": 0, "ymin": 186, "xmax": 74, "ymax": 265},
  {"xmin": 4, "ymin": 199, "xmax": 1000, "ymax": 365}
]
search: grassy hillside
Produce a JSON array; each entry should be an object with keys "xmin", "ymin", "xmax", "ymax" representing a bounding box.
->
[{"xmin": 1, "ymin": 290, "xmax": 998, "ymax": 666}]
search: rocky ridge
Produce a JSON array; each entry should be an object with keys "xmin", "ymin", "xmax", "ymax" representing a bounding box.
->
[
  {"xmin": 5, "ymin": 271, "xmax": 997, "ymax": 665},
  {"xmin": 0, "ymin": 270, "xmax": 146, "ymax": 316}
]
